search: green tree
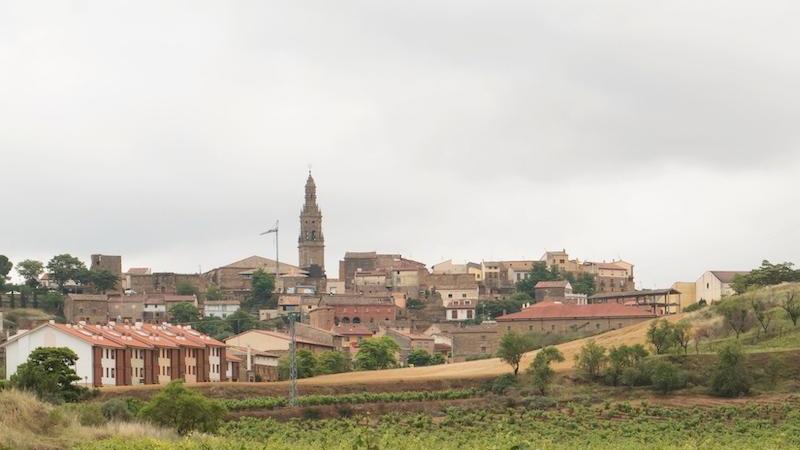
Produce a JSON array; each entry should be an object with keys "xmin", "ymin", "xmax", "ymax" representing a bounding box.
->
[
  {"xmin": 205, "ymin": 284, "xmax": 224, "ymax": 301},
  {"xmin": 10, "ymin": 347, "xmax": 86, "ymax": 403},
  {"xmin": 651, "ymin": 361, "xmax": 685, "ymax": 394},
  {"xmin": 750, "ymin": 298, "xmax": 773, "ymax": 337},
  {"xmin": 407, "ymin": 349, "xmax": 433, "ymax": 366},
  {"xmin": 0, "ymin": 255, "xmax": 12, "ymax": 293},
  {"xmin": 169, "ymin": 302, "xmax": 200, "ymax": 323},
  {"xmin": 194, "ymin": 317, "xmax": 233, "ymax": 341},
  {"xmin": 226, "ymin": 309, "xmax": 259, "ymax": 335},
  {"xmin": 731, "ymin": 260, "xmax": 799, "ymax": 294},
  {"xmin": 497, "ymin": 331, "xmax": 535, "ymax": 376},
  {"xmin": 782, "ymin": 291, "xmax": 800, "ymax": 326},
  {"xmin": 646, "ymin": 320, "xmax": 676, "ymax": 354},
  {"xmin": 478, "ymin": 293, "xmax": 531, "ymax": 319},
  {"xmin": 574, "ymin": 340, "xmax": 607, "ymax": 380},
  {"xmin": 16, "ymin": 259, "xmax": 44, "ymax": 307},
  {"xmin": 429, "ymin": 352, "xmax": 446, "ymax": 365},
  {"xmin": 16, "ymin": 259, "xmax": 43, "ymax": 288},
  {"xmin": 315, "ymin": 351, "xmax": 351, "ymax": 375},
  {"xmin": 139, "ymin": 380, "xmax": 226, "ymax": 434},
  {"xmin": 528, "ymin": 346, "xmax": 565, "ymax": 394},
  {"xmin": 354, "ymin": 336, "xmax": 400, "ymax": 370},
  {"xmin": 89, "ymin": 269, "xmax": 119, "ymax": 294},
  {"xmin": 175, "ymin": 281, "xmax": 199, "ymax": 296},
  {"xmin": 244, "ymin": 269, "xmax": 275, "ymax": 310},
  {"xmin": 718, "ymin": 301, "xmax": 753, "ymax": 339},
  {"xmin": 604, "ymin": 344, "xmax": 649, "ymax": 386},
  {"xmin": 515, "ymin": 262, "xmax": 560, "ymax": 298},
  {"xmin": 563, "ymin": 272, "xmax": 597, "ymax": 296},
  {"xmin": 46, "ymin": 254, "xmax": 86, "ymax": 293},
  {"xmin": 672, "ymin": 320, "xmax": 691, "ymax": 355},
  {"xmin": 710, "ymin": 343, "xmax": 752, "ymax": 397},
  {"xmin": 278, "ymin": 349, "xmax": 317, "ymax": 379}
]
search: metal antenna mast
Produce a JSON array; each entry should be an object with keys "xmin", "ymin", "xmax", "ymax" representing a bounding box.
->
[{"xmin": 261, "ymin": 221, "xmax": 297, "ymax": 405}]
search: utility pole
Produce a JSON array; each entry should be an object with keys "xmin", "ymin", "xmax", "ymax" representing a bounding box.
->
[{"xmin": 288, "ymin": 311, "xmax": 298, "ymax": 405}]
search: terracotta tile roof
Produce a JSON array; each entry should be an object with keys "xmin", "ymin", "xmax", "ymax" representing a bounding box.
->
[
  {"xmin": 85, "ymin": 324, "xmax": 153, "ymax": 349},
  {"xmin": 332, "ymin": 324, "xmax": 373, "ymax": 336},
  {"xmin": 50, "ymin": 323, "xmax": 125, "ymax": 348},
  {"xmin": 225, "ymin": 350, "xmax": 244, "ymax": 363},
  {"xmin": 535, "ymin": 280, "xmax": 569, "ymax": 289},
  {"xmin": 67, "ymin": 294, "xmax": 108, "ymax": 302},
  {"xmin": 710, "ymin": 271, "xmax": 750, "ymax": 283},
  {"xmin": 496, "ymin": 302, "xmax": 655, "ymax": 321},
  {"xmin": 588, "ymin": 288, "xmax": 680, "ymax": 300},
  {"xmin": 226, "ymin": 329, "xmax": 334, "ymax": 348}
]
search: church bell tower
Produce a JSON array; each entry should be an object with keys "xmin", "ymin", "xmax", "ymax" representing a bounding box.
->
[{"xmin": 298, "ymin": 171, "xmax": 325, "ymax": 275}]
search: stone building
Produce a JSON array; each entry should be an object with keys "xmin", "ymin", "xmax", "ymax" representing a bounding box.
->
[
  {"xmin": 496, "ymin": 301, "xmax": 655, "ymax": 335},
  {"xmin": 339, "ymin": 252, "xmax": 427, "ymax": 292},
  {"xmin": 64, "ymin": 294, "xmax": 110, "ymax": 324},
  {"xmin": 126, "ymin": 272, "xmax": 207, "ymax": 296},
  {"xmin": 383, "ymin": 328, "xmax": 435, "ymax": 363},
  {"xmin": 450, "ymin": 323, "xmax": 499, "ymax": 362},
  {"xmin": 203, "ymin": 256, "xmax": 305, "ymax": 301},
  {"xmin": 541, "ymin": 250, "xmax": 635, "ymax": 294}
]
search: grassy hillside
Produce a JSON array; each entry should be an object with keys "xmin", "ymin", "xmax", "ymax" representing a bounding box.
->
[{"xmin": 0, "ymin": 389, "xmax": 173, "ymax": 450}]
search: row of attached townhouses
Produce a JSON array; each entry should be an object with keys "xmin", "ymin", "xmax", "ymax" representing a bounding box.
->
[{"xmin": 1, "ymin": 321, "xmax": 240, "ymax": 387}]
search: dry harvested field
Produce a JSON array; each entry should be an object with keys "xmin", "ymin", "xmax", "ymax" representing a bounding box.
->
[{"xmin": 101, "ymin": 314, "xmax": 687, "ymax": 399}]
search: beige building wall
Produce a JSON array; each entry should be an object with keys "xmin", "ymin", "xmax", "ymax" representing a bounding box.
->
[
  {"xmin": 226, "ymin": 332, "xmax": 291, "ymax": 353},
  {"xmin": 671, "ymin": 282, "xmax": 697, "ymax": 309},
  {"xmin": 158, "ymin": 349, "xmax": 171, "ymax": 384},
  {"xmin": 438, "ymin": 288, "xmax": 479, "ymax": 306},
  {"xmin": 498, "ymin": 316, "xmax": 651, "ymax": 335},
  {"xmin": 695, "ymin": 272, "xmax": 735, "ymax": 304},
  {"xmin": 130, "ymin": 351, "xmax": 145, "ymax": 385}
]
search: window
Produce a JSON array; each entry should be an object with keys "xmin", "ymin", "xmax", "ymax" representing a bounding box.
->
[
  {"xmin": 448, "ymin": 294, "xmax": 453, "ymax": 298},
  {"xmin": 111, "ymin": 368, "xmax": 115, "ymax": 378},
  {"xmin": 529, "ymin": 325, "xmax": 533, "ymax": 331},
  {"xmin": 462, "ymin": 293, "xmax": 467, "ymax": 298},
  {"xmin": 451, "ymin": 310, "xmax": 457, "ymax": 319},
  {"xmin": 467, "ymin": 310, "xmax": 473, "ymax": 319},
  {"xmin": 596, "ymin": 323, "xmax": 601, "ymax": 329},
  {"xmin": 480, "ymin": 346, "xmax": 487, "ymax": 353},
  {"xmin": 551, "ymin": 324, "xmax": 555, "ymax": 331}
]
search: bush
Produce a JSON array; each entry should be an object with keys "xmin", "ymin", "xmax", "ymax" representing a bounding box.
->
[
  {"xmin": 484, "ymin": 374, "xmax": 517, "ymax": 395},
  {"xmin": 684, "ymin": 302, "xmax": 706, "ymax": 313},
  {"xmin": 465, "ymin": 354, "xmax": 492, "ymax": 361},
  {"xmin": 101, "ymin": 398, "xmax": 134, "ymax": 421},
  {"xmin": 620, "ymin": 366, "xmax": 652, "ymax": 387},
  {"xmin": 710, "ymin": 343, "xmax": 752, "ymax": 397},
  {"xmin": 574, "ymin": 340, "xmax": 606, "ymax": 380},
  {"xmin": 301, "ymin": 408, "xmax": 322, "ymax": 420},
  {"xmin": 61, "ymin": 403, "xmax": 107, "ymax": 426},
  {"xmin": 650, "ymin": 361, "xmax": 685, "ymax": 394},
  {"xmin": 139, "ymin": 380, "xmax": 226, "ymax": 434},
  {"xmin": 522, "ymin": 396, "xmax": 557, "ymax": 409}
]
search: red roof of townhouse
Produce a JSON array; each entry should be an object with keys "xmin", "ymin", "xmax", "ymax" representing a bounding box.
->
[
  {"xmin": 85, "ymin": 324, "xmax": 153, "ymax": 349},
  {"xmin": 51, "ymin": 323, "xmax": 126, "ymax": 349},
  {"xmin": 496, "ymin": 302, "xmax": 655, "ymax": 321}
]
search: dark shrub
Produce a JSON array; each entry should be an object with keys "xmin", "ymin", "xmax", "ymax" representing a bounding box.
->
[
  {"xmin": 651, "ymin": 361, "xmax": 685, "ymax": 394},
  {"xmin": 101, "ymin": 398, "xmax": 134, "ymax": 421}
]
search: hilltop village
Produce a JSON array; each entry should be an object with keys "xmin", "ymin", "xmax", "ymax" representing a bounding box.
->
[{"xmin": 0, "ymin": 173, "xmax": 750, "ymax": 387}]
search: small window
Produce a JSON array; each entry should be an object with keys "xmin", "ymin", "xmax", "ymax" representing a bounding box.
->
[{"xmin": 596, "ymin": 323, "xmax": 601, "ymax": 329}]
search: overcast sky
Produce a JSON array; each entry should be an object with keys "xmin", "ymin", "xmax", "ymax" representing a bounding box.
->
[{"xmin": 2, "ymin": 1, "xmax": 799, "ymax": 288}]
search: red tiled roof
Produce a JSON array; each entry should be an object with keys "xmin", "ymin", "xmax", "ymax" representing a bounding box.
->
[
  {"xmin": 225, "ymin": 350, "xmax": 244, "ymax": 363},
  {"xmin": 226, "ymin": 329, "xmax": 334, "ymax": 348},
  {"xmin": 50, "ymin": 323, "xmax": 125, "ymax": 348},
  {"xmin": 710, "ymin": 271, "xmax": 749, "ymax": 283},
  {"xmin": 496, "ymin": 302, "xmax": 655, "ymax": 321},
  {"xmin": 535, "ymin": 280, "xmax": 569, "ymax": 289},
  {"xmin": 332, "ymin": 325, "xmax": 373, "ymax": 336},
  {"xmin": 85, "ymin": 324, "xmax": 152, "ymax": 349}
]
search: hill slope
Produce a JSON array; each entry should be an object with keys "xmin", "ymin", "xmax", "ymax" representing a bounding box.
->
[{"xmin": 297, "ymin": 313, "xmax": 686, "ymax": 386}]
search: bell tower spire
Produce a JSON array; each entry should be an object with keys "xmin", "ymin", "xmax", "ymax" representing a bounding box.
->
[{"xmin": 298, "ymin": 171, "xmax": 325, "ymax": 275}]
